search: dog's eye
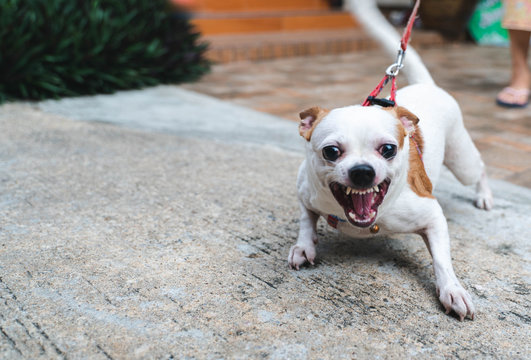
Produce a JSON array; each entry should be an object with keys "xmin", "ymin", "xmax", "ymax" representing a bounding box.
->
[
  {"xmin": 379, "ymin": 144, "xmax": 397, "ymax": 159},
  {"xmin": 322, "ymin": 146, "xmax": 341, "ymax": 161}
]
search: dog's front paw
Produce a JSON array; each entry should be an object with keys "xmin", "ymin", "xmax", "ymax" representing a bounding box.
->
[
  {"xmin": 288, "ymin": 244, "xmax": 316, "ymax": 270},
  {"xmin": 438, "ymin": 285, "xmax": 475, "ymax": 321}
]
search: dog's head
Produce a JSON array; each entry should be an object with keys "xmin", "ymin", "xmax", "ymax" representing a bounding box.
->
[{"xmin": 299, "ymin": 105, "xmax": 419, "ymax": 227}]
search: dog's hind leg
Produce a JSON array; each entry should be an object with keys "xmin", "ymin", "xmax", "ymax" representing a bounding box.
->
[{"xmin": 443, "ymin": 116, "xmax": 493, "ymax": 210}]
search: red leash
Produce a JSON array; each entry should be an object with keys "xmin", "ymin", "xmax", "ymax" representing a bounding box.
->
[{"xmin": 362, "ymin": 0, "xmax": 421, "ymax": 107}]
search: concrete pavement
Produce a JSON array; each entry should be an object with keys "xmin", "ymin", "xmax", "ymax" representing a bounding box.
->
[{"xmin": 0, "ymin": 86, "xmax": 529, "ymax": 358}]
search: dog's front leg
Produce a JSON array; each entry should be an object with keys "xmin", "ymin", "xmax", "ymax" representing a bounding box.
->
[
  {"xmin": 288, "ymin": 202, "xmax": 319, "ymax": 270},
  {"xmin": 421, "ymin": 204, "xmax": 475, "ymax": 321}
]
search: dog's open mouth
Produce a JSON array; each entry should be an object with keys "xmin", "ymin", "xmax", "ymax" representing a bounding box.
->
[{"xmin": 329, "ymin": 180, "xmax": 390, "ymax": 228}]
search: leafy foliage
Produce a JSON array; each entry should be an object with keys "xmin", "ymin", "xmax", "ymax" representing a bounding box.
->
[{"xmin": 0, "ymin": 0, "xmax": 210, "ymax": 102}]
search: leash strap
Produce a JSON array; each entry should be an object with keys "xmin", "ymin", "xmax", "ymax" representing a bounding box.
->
[
  {"xmin": 410, "ymin": 133, "xmax": 423, "ymax": 161},
  {"xmin": 362, "ymin": 0, "xmax": 421, "ymax": 107},
  {"xmin": 400, "ymin": 0, "xmax": 420, "ymax": 52}
]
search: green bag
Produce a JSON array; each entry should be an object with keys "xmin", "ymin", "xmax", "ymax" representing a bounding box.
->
[{"xmin": 468, "ymin": 0, "xmax": 509, "ymax": 46}]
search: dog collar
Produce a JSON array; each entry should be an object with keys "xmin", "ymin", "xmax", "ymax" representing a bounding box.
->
[
  {"xmin": 327, "ymin": 214, "xmax": 380, "ymax": 234},
  {"xmin": 326, "ymin": 214, "xmax": 346, "ymax": 228}
]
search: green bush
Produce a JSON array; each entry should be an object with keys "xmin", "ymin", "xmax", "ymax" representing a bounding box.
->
[{"xmin": 0, "ymin": 0, "xmax": 210, "ymax": 103}]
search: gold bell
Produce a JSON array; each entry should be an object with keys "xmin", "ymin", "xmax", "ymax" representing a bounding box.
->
[{"xmin": 370, "ymin": 224, "xmax": 380, "ymax": 234}]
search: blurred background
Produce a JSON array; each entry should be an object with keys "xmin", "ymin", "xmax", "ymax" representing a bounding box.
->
[
  {"xmin": 186, "ymin": 0, "xmax": 508, "ymax": 63},
  {"xmin": 0, "ymin": 0, "xmax": 511, "ymax": 103}
]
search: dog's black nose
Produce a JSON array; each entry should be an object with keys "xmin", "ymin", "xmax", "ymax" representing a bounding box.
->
[{"xmin": 349, "ymin": 164, "xmax": 375, "ymax": 188}]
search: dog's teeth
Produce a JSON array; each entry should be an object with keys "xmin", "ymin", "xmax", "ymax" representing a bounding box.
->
[
  {"xmin": 374, "ymin": 186, "xmax": 379, "ymax": 193},
  {"xmin": 346, "ymin": 187, "xmax": 352, "ymax": 195},
  {"xmin": 349, "ymin": 212, "xmax": 356, "ymax": 220}
]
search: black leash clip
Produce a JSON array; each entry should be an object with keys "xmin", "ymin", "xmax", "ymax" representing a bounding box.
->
[{"xmin": 366, "ymin": 96, "xmax": 395, "ymax": 108}]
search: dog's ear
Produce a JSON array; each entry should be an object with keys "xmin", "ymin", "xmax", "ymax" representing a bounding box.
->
[
  {"xmin": 299, "ymin": 106, "xmax": 329, "ymax": 141},
  {"xmin": 386, "ymin": 106, "xmax": 419, "ymax": 134},
  {"xmin": 395, "ymin": 106, "xmax": 419, "ymax": 134}
]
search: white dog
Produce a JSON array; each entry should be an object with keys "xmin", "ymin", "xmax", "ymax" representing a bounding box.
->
[{"xmin": 288, "ymin": 0, "xmax": 493, "ymax": 320}]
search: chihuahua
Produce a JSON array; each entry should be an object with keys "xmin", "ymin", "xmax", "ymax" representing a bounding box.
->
[{"xmin": 288, "ymin": 0, "xmax": 493, "ymax": 320}]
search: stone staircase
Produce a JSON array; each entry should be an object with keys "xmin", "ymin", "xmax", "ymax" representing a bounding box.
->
[
  {"xmin": 189, "ymin": 0, "xmax": 356, "ymax": 35},
  {"xmin": 187, "ymin": 0, "xmax": 445, "ymax": 63}
]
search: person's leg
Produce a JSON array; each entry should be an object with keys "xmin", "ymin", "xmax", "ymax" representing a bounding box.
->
[
  {"xmin": 508, "ymin": 29, "xmax": 531, "ymax": 88},
  {"xmin": 497, "ymin": 29, "xmax": 531, "ymax": 107}
]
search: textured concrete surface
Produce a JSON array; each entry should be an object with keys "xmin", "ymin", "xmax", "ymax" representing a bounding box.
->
[
  {"xmin": 38, "ymin": 87, "xmax": 301, "ymax": 154},
  {"xmin": 1, "ymin": 87, "xmax": 530, "ymax": 359}
]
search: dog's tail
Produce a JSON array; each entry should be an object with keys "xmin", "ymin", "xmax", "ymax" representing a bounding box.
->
[{"xmin": 347, "ymin": 0, "xmax": 434, "ymax": 85}]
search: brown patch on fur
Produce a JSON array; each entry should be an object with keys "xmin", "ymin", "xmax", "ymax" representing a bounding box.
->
[
  {"xmin": 395, "ymin": 106, "xmax": 419, "ymax": 126},
  {"xmin": 396, "ymin": 122, "xmax": 407, "ymax": 149},
  {"xmin": 387, "ymin": 106, "xmax": 433, "ymax": 198},
  {"xmin": 299, "ymin": 106, "xmax": 329, "ymax": 141},
  {"xmin": 407, "ymin": 124, "xmax": 434, "ymax": 198}
]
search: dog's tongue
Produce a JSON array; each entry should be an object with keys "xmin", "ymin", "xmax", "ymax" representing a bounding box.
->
[
  {"xmin": 329, "ymin": 180, "xmax": 390, "ymax": 228},
  {"xmin": 352, "ymin": 193, "xmax": 374, "ymax": 217}
]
